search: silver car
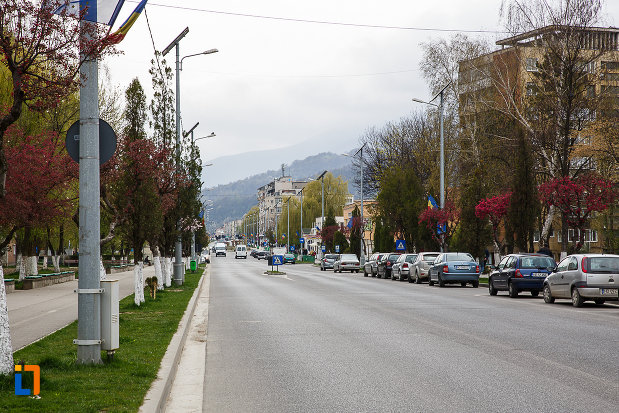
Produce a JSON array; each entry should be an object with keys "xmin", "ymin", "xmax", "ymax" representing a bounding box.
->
[
  {"xmin": 363, "ymin": 253, "xmax": 384, "ymax": 277},
  {"xmin": 334, "ymin": 254, "xmax": 360, "ymax": 273},
  {"xmin": 409, "ymin": 252, "xmax": 441, "ymax": 283},
  {"xmin": 392, "ymin": 253, "xmax": 418, "ymax": 281},
  {"xmin": 543, "ymin": 254, "xmax": 619, "ymax": 307}
]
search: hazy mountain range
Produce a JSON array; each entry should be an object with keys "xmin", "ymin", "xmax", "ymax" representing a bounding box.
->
[{"xmin": 202, "ymin": 151, "xmax": 359, "ymax": 231}]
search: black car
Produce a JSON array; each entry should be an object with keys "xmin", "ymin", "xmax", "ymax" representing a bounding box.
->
[
  {"xmin": 377, "ymin": 253, "xmax": 401, "ymax": 279},
  {"xmin": 489, "ymin": 253, "xmax": 556, "ymax": 297},
  {"xmin": 255, "ymin": 251, "xmax": 269, "ymax": 260}
]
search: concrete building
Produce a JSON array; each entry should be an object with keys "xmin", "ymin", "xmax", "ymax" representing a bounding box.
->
[{"xmin": 257, "ymin": 176, "xmax": 308, "ymax": 238}]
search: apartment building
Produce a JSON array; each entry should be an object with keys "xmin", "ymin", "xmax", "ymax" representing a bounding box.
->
[{"xmin": 257, "ymin": 176, "xmax": 308, "ymax": 237}]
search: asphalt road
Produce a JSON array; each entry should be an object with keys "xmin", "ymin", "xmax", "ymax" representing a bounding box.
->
[
  {"xmin": 204, "ymin": 254, "xmax": 618, "ymax": 412},
  {"xmin": 7, "ymin": 266, "xmax": 152, "ymax": 350}
]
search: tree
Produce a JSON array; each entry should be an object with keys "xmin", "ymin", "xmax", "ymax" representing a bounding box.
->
[
  {"xmin": 348, "ymin": 205, "xmax": 362, "ymax": 258},
  {"xmin": 538, "ymin": 173, "xmax": 616, "ymax": 252},
  {"xmin": 321, "ymin": 208, "xmax": 338, "ymax": 252},
  {"xmin": 475, "ymin": 191, "xmax": 512, "ymax": 261},
  {"xmin": 333, "ymin": 231, "xmax": 349, "ymax": 254},
  {"xmin": 418, "ymin": 198, "xmax": 460, "ymax": 251},
  {"xmin": 0, "ymin": 1, "xmax": 115, "ymax": 198}
]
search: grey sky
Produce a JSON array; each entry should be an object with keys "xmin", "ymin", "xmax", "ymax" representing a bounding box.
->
[{"xmin": 105, "ymin": 0, "xmax": 619, "ymax": 186}]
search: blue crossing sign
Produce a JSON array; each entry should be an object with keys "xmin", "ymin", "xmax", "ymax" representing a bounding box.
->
[
  {"xmin": 395, "ymin": 240, "xmax": 406, "ymax": 251},
  {"xmin": 272, "ymin": 255, "xmax": 283, "ymax": 265},
  {"xmin": 290, "ymin": 245, "xmax": 295, "ymax": 251}
]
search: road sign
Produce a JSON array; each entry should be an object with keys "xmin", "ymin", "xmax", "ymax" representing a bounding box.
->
[
  {"xmin": 65, "ymin": 118, "xmax": 117, "ymax": 164},
  {"xmin": 272, "ymin": 255, "xmax": 283, "ymax": 265},
  {"xmin": 321, "ymin": 245, "xmax": 326, "ymax": 252},
  {"xmin": 335, "ymin": 245, "xmax": 340, "ymax": 253},
  {"xmin": 299, "ymin": 238, "xmax": 305, "ymax": 244},
  {"xmin": 290, "ymin": 245, "xmax": 295, "ymax": 251},
  {"xmin": 395, "ymin": 240, "xmax": 406, "ymax": 251}
]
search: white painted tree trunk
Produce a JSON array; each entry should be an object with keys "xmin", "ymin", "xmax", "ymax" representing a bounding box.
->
[
  {"xmin": 0, "ymin": 263, "xmax": 14, "ymax": 375},
  {"xmin": 99, "ymin": 259, "xmax": 107, "ymax": 281},
  {"xmin": 165, "ymin": 257, "xmax": 172, "ymax": 287},
  {"xmin": 17, "ymin": 254, "xmax": 24, "ymax": 281},
  {"xmin": 51, "ymin": 255, "xmax": 61, "ymax": 273},
  {"xmin": 43, "ymin": 255, "xmax": 48, "ymax": 269},
  {"xmin": 134, "ymin": 262, "xmax": 145, "ymax": 306},
  {"xmin": 153, "ymin": 250, "xmax": 163, "ymax": 291},
  {"xmin": 25, "ymin": 256, "xmax": 38, "ymax": 277}
]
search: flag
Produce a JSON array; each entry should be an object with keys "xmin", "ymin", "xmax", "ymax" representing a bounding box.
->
[
  {"xmin": 427, "ymin": 195, "xmax": 439, "ymax": 209},
  {"xmin": 296, "ymin": 231, "xmax": 299, "ymax": 237},
  {"xmin": 48, "ymin": 0, "xmax": 125, "ymax": 26},
  {"xmin": 104, "ymin": 0, "xmax": 148, "ymax": 45},
  {"xmin": 282, "ymin": 233, "xmax": 286, "ymax": 239}
]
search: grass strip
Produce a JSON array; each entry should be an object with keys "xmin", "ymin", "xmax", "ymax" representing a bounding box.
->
[{"xmin": 0, "ymin": 267, "xmax": 203, "ymax": 413}]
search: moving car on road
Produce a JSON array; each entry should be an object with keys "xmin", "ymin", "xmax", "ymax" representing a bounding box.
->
[
  {"xmin": 235, "ymin": 245, "xmax": 248, "ymax": 259},
  {"xmin": 377, "ymin": 253, "xmax": 401, "ymax": 279},
  {"xmin": 543, "ymin": 254, "xmax": 619, "ymax": 307},
  {"xmin": 283, "ymin": 253, "xmax": 296, "ymax": 264},
  {"xmin": 428, "ymin": 252, "xmax": 480, "ymax": 288},
  {"xmin": 320, "ymin": 254, "xmax": 339, "ymax": 271},
  {"xmin": 255, "ymin": 251, "xmax": 269, "ymax": 260},
  {"xmin": 215, "ymin": 242, "xmax": 227, "ymax": 257},
  {"xmin": 409, "ymin": 252, "xmax": 440, "ymax": 283},
  {"xmin": 334, "ymin": 254, "xmax": 360, "ymax": 273},
  {"xmin": 392, "ymin": 253, "xmax": 418, "ymax": 281},
  {"xmin": 488, "ymin": 253, "xmax": 555, "ymax": 297}
]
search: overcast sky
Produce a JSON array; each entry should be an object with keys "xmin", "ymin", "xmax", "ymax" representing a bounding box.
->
[{"xmin": 104, "ymin": 0, "xmax": 619, "ymax": 183}]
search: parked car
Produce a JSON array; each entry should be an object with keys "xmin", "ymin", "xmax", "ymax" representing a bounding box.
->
[
  {"xmin": 235, "ymin": 245, "xmax": 248, "ymax": 259},
  {"xmin": 201, "ymin": 250, "xmax": 211, "ymax": 264},
  {"xmin": 283, "ymin": 253, "xmax": 296, "ymax": 264},
  {"xmin": 488, "ymin": 253, "xmax": 555, "ymax": 297},
  {"xmin": 334, "ymin": 254, "xmax": 360, "ymax": 273},
  {"xmin": 409, "ymin": 252, "xmax": 441, "ymax": 283},
  {"xmin": 392, "ymin": 253, "xmax": 418, "ymax": 281},
  {"xmin": 363, "ymin": 253, "xmax": 385, "ymax": 277},
  {"xmin": 377, "ymin": 253, "xmax": 402, "ymax": 279},
  {"xmin": 255, "ymin": 251, "xmax": 269, "ymax": 260},
  {"xmin": 320, "ymin": 254, "xmax": 339, "ymax": 271},
  {"xmin": 428, "ymin": 252, "xmax": 480, "ymax": 288},
  {"xmin": 543, "ymin": 254, "xmax": 619, "ymax": 307}
]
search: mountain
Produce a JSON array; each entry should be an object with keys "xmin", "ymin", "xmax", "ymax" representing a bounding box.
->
[{"xmin": 202, "ymin": 152, "xmax": 357, "ymax": 231}]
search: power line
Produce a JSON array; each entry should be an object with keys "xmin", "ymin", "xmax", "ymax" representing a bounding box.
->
[{"xmin": 135, "ymin": 1, "xmax": 505, "ymax": 34}]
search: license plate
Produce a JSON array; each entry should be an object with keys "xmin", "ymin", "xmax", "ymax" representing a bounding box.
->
[
  {"xmin": 600, "ymin": 288, "xmax": 618, "ymax": 296},
  {"xmin": 531, "ymin": 272, "xmax": 546, "ymax": 277},
  {"xmin": 455, "ymin": 265, "xmax": 469, "ymax": 270}
]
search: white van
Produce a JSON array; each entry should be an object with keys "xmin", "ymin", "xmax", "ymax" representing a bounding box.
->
[
  {"xmin": 235, "ymin": 245, "xmax": 247, "ymax": 259},
  {"xmin": 215, "ymin": 242, "xmax": 227, "ymax": 257}
]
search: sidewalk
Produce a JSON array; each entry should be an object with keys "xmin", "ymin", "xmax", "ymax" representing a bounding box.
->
[
  {"xmin": 139, "ymin": 266, "xmax": 211, "ymax": 413},
  {"xmin": 7, "ymin": 266, "xmax": 154, "ymax": 350}
]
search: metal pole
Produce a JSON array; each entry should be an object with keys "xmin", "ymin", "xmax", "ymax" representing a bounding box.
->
[
  {"xmin": 321, "ymin": 176, "xmax": 324, "ymax": 257},
  {"xmin": 287, "ymin": 199, "xmax": 290, "ymax": 253},
  {"xmin": 439, "ymin": 90, "xmax": 445, "ymax": 252},
  {"xmin": 76, "ymin": 19, "xmax": 101, "ymax": 364},
  {"xmin": 300, "ymin": 189, "xmax": 303, "ymax": 254},
  {"xmin": 173, "ymin": 41, "xmax": 184, "ymax": 285},
  {"xmin": 360, "ymin": 147, "xmax": 365, "ymax": 265}
]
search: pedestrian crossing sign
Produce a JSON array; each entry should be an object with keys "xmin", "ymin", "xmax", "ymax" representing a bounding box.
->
[
  {"xmin": 395, "ymin": 240, "xmax": 406, "ymax": 251},
  {"xmin": 272, "ymin": 255, "xmax": 283, "ymax": 265}
]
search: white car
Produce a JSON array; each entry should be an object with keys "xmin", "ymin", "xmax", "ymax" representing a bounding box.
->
[
  {"xmin": 201, "ymin": 250, "xmax": 211, "ymax": 264},
  {"xmin": 235, "ymin": 245, "xmax": 248, "ymax": 259}
]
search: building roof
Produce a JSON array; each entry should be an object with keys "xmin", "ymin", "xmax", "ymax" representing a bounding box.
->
[{"xmin": 496, "ymin": 25, "xmax": 619, "ymax": 48}]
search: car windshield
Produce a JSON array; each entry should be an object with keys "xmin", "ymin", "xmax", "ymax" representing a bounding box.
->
[
  {"xmin": 341, "ymin": 254, "xmax": 357, "ymax": 260},
  {"xmin": 520, "ymin": 256, "xmax": 555, "ymax": 269},
  {"xmin": 587, "ymin": 257, "xmax": 619, "ymax": 273},
  {"xmin": 422, "ymin": 254, "xmax": 439, "ymax": 262},
  {"xmin": 325, "ymin": 254, "xmax": 339, "ymax": 260},
  {"xmin": 388, "ymin": 254, "xmax": 400, "ymax": 260},
  {"xmin": 405, "ymin": 255, "xmax": 418, "ymax": 263},
  {"xmin": 445, "ymin": 253, "xmax": 474, "ymax": 262}
]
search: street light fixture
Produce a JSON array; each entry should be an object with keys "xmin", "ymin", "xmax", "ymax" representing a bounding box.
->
[
  {"xmin": 342, "ymin": 143, "xmax": 366, "ymax": 265},
  {"xmin": 162, "ymin": 26, "xmax": 218, "ymax": 285},
  {"xmin": 195, "ymin": 132, "xmax": 216, "ymax": 142}
]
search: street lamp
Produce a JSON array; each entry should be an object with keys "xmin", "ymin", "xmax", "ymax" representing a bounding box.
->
[
  {"xmin": 162, "ymin": 27, "xmax": 218, "ymax": 285},
  {"xmin": 195, "ymin": 132, "xmax": 216, "ymax": 143},
  {"xmin": 316, "ymin": 170, "xmax": 327, "ymax": 257},
  {"xmin": 412, "ymin": 84, "xmax": 449, "ymax": 252},
  {"xmin": 342, "ymin": 144, "xmax": 366, "ymax": 265}
]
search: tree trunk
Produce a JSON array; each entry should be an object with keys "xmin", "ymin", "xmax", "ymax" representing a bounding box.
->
[
  {"xmin": 25, "ymin": 256, "xmax": 38, "ymax": 277},
  {"xmin": 539, "ymin": 205, "xmax": 555, "ymax": 248},
  {"xmin": 134, "ymin": 262, "xmax": 144, "ymax": 306},
  {"xmin": 0, "ymin": 263, "xmax": 14, "ymax": 375},
  {"xmin": 153, "ymin": 246, "xmax": 163, "ymax": 291},
  {"xmin": 165, "ymin": 257, "xmax": 172, "ymax": 287},
  {"xmin": 17, "ymin": 253, "xmax": 25, "ymax": 281},
  {"xmin": 51, "ymin": 255, "xmax": 61, "ymax": 273},
  {"xmin": 99, "ymin": 258, "xmax": 106, "ymax": 281}
]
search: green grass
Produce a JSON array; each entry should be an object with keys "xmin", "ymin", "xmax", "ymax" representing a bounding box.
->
[{"xmin": 0, "ymin": 267, "xmax": 203, "ymax": 412}]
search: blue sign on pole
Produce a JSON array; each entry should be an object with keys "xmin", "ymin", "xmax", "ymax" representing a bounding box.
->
[
  {"xmin": 335, "ymin": 245, "xmax": 340, "ymax": 253},
  {"xmin": 395, "ymin": 240, "xmax": 406, "ymax": 251},
  {"xmin": 299, "ymin": 238, "xmax": 305, "ymax": 244},
  {"xmin": 272, "ymin": 255, "xmax": 283, "ymax": 265},
  {"xmin": 290, "ymin": 245, "xmax": 295, "ymax": 251},
  {"xmin": 321, "ymin": 245, "xmax": 326, "ymax": 252}
]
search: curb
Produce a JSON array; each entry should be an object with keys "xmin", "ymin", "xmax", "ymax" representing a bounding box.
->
[{"xmin": 138, "ymin": 266, "xmax": 209, "ymax": 413}]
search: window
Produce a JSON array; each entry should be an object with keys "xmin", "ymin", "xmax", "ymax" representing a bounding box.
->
[
  {"xmin": 601, "ymin": 61, "xmax": 619, "ymax": 71},
  {"xmin": 556, "ymin": 257, "xmax": 570, "ymax": 272},
  {"xmin": 525, "ymin": 57, "xmax": 538, "ymax": 72},
  {"xmin": 507, "ymin": 257, "xmax": 517, "ymax": 269},
  {"xmin": 567, "ymin": 257, "xmax": 578, "ymax": 271},
  {"xmin": 533, "ymin": 231, "xmax": 540, "ymax": 242},
  {"xmin": 526, "ymin": 82, "xmax": 537, "ymax": 96},
  {"xmin": 601, "ymin": 72, "xmax": 619, "ymax": 81},
  {"xmin": 498, "ymin": 256, "xmax": 510, "ymax": 270}
]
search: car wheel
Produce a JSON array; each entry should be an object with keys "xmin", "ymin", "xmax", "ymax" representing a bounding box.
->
[
  {"xmin": 461, "ymin": 282, "xmax": 467, "ymax": 287},
  {"xmin": 408, "ymin": 271, "xmax": 414, "ymax": 283},
  {"xmin": 508, "ymin": 282, "xmax": 518, "ymax": 298},
  {"xmin": 363, "ymin": 269, "xmax": 368, "ymax": 277},
  {"xmin": 428, "ymin": 278, "xmax": 434, "ymax": 286},
  {"xmin": 594, "ymin": 298, "xmax": 605, "ymax": 305},
  {"xmin": 543, "ymin": 284, "xmax": 554, "ymax": 303},
  {"xmin": 399, "ymin": 271, "xmax": 406, "ymax": 282},
  {"xmin": 391, "ymin": 272, "xmax": 396, "ymax": 280},
  {"xmin": 355, "ymin": 270, "xmax": 359, "ymax": 273},
  {"xmin": 415, "ymin": 271, "xmax": 422, "ymax": 284},
  {"xmin": 488, "ymin": 278, "xmax": 497, "ymax": 296},
  {"xmin": 530, "ymin": 290, "xmax": 539, "ymax": 297},
  {"xmin": 438, "ymin": 275, "xmax": 445, "ymax": 288},
  {"xmin": 571, "ymin": 288, "xmax": 584, "ymax": 307},
  {"xmin": 472, "ymin": 280, "xmax": 479, "ymax": 288}
]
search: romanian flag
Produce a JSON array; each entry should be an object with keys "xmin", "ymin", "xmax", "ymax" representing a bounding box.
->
[
  {"xmin": 427, "ymin": 195, "xmax": 439, "ymax": 209},
  {"xmin": 48, "ymin": 0, "xmax": 125, "ymax": 26},
  {"xmin": 104, "ymin": 0, "xmax": 148, "ymax": 45},
  {"xmin": 282, "ymin": 233, "xmax": 286, "ymax": 239}
]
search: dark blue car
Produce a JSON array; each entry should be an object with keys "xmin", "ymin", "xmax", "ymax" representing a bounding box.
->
[
  {"xmin": 488, "ymin": 253, "xmax": 556, "ymax": 297},
  {"xmin": 428, "ymin": 252, "xmax": 480, "ymax": 288}
]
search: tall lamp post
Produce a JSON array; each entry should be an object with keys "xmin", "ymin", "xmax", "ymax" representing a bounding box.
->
[
  {"xmin": 342, "ymin": 143, "xmax": 366, "ymax": 265},
  {"xmin": 162, "ymin": 27, "xmax": 217, "ymax": 285},
  {"xmin": 316, "ymin": 171, "xmax": 328, "ymax": 257}
]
